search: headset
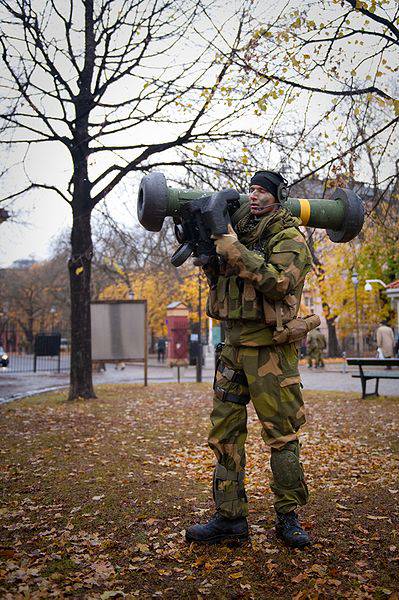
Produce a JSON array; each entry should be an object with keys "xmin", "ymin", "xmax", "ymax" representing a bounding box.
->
[{"xmin": 252, "ymin": 171, "xmax": 289, "ymax": 203}]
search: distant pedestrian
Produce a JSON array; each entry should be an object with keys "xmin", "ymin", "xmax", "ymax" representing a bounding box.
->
[
  {"xmin": 157, "ymin": 338, "xmax": 166, "ymax": 363},
  {"xmin": 376, "ymin": 320, "xmax": 394, "ymax": 368},
  {"xmin": 307, "ymin": 328, "xmax": 326, "ymax": 368}
]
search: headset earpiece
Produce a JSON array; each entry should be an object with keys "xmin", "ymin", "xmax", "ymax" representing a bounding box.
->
[
  {"xmin": 265, "ymin": 172, "xmax": 288, "ymax": 203},
  {"xmin": 277, "ymin": 180, "xmax": 288, "ymax": 203},
  {"xmin": 254, "ymin": 170, "xmax": 289, "ymax": 203}
]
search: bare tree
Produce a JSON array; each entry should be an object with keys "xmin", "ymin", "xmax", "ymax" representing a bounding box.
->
[
  {"xmin": 220, "ymin": 0, "xmax": 399, "ymax": 184},
  {"xmin": 0, "ymin": 258, "xmax": 69, "ymax": 348},
  {"xmin": 0, "ymin": 0, "xmax": 261, "ymax": 399},
  {"xmin": 93, "ymin": 205, "xmax": 179, "ymax": 291}
]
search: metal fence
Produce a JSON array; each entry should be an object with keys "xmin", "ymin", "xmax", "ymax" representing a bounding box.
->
[
  {"xmin": 0, "ymin": 328, "xmax": 70, "ymax": 373},
  {"xmin": 2, "ymin": 352, "xmax": 70, "ymax": 373}
]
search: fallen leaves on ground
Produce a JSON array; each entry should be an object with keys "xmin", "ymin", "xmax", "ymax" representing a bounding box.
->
[{"xmin": 0, "ymin": 384, "xmax": 398, "ymax": 599}]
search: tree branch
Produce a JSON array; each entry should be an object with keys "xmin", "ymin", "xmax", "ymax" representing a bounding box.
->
[
  {"xmin": 345, "ymin": 0, "xmax": 399, "ymax": 40},
  {"xmin": 1, "ymin": 183, "xmax": 71, "ymax": 204},
  {"xmin": 294, "ymin": 116, "xmax": 399, "ymax": 185}
]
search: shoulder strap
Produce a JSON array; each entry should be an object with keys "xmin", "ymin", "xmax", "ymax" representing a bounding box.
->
[{"xmin": 275, "ymin": 300, "xmax": 284, "ymax": 332}]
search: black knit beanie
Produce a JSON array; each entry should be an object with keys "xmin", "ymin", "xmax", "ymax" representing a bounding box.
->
[{"xmin": 250, "ymin": 171, "xmax": 285, "ymax": 199}]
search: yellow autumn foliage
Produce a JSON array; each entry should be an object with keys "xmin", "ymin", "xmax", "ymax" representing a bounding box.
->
[
  {"xmin": 319, "ymin": 216, "xmax": 399, "ymax": 337},
  {"xmin": 99, "ymin": 266, "xmax": 208, "ymax": 337}
]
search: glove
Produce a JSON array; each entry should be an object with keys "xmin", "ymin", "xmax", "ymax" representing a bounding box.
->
[{"xmin": 213, "ymin": 224, "xmax": 238, "ymax": 257}]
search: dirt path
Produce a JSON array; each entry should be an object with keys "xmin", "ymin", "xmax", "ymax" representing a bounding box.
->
[{"xmin": 1, "ymin": 384, "xmax": 398, "ymax": 599}]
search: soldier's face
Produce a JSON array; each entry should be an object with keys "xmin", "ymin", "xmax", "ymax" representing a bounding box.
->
[{"xmin": 249, "ymin": 185, "xmax": 277, "ymax": 216}]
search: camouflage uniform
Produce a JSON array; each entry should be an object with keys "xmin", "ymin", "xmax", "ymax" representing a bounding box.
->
[
  {"xmin": 205, "ymin": 207, "xmax": 312, "ymax": 517},
  {"xmin": 307, "ymin": 329, "xmax": 326, "ymax": 368}
]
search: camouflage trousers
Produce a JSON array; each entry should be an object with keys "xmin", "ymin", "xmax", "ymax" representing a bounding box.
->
[
  {"xmin": 209, "ymin": 343, "xmax": 309, "ymax": 517},
  {"xmin": 308, "ymin": 348, "xmax": 324, "ymax": 368}
]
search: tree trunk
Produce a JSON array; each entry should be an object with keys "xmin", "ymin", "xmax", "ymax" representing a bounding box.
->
[
  {"xmin": 67, "ymin": 0, "xmax": 95, "ymax": 400},
  {"xmin": 19, "ymin": 318, "xmax": 34, "ymax": 352},
  {"xmin": 307, "ymin": 235, "xmax": 342, "ymax": 357},
  {"xmin": 326, "ymin": 316, "xmax": 341, "ymax": 357},
  {"xmin": 68, "ymin": 207, "xmax": 95, "ymax": 400}
]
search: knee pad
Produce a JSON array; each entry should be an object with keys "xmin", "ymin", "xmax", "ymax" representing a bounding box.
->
[{"xmin": 270, "ymin": 441, "xmax": 303, "ymax": 489}]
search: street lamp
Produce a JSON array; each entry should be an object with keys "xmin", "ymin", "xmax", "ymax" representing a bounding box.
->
[
  {"xmin": 50, "ymin": 306, "xmax": 56, "ymax": 332},
  {"xmin": 364, "ymin": 279, "xmax": 390, "ymax": 347},
  {"xmin": 364, "ymin": 279, "xmax": 387, "ymax": 292},
  {"xmin": 351, "ymin": 271, "xmax": 361, "ymax": 356},
  {"xmin": 196, "ymin": 269, "xmax": 203, "ymax": 383}
]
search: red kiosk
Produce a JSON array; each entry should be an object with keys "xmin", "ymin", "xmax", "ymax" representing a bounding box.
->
[{"xmin": 166, "ymin": 302, "xmax": 189, "ymax": 378}]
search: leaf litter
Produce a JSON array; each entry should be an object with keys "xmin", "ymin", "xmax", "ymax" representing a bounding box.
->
[{"xmin": 0, "ymin": 384, "xmax": 398, "ymax": 599}]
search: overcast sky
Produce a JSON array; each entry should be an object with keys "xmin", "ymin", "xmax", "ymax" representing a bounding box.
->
[
  {"xmin": 0, "ymin": 0, "xmax": 396, "ymax": 268},
  {"xmin": 0, "ymin": 171, "xmax": 143, "ymax": 267}
]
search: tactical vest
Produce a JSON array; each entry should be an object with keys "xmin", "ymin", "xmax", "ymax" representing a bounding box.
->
[
  {"xmin": 206, "ymin": 210, "xmax": 310, "ymax": 329},
  {"xmin": 206, "ymin": 275, "xmax": 301, "ymax": 327}
]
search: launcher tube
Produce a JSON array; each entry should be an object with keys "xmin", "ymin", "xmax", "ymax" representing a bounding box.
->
[
  {"xmin": 168, "ymin": 189, "xmax": 348, "ymax": 231},
  {"xmin": 138, "ymin": 172, "xmax": 363, "ymax": 242},
  {"xmin": 284, "ymin": 197, "xmax": 346, "ymax": 230}
]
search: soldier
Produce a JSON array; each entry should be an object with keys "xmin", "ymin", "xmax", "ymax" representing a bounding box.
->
[
  {"xmin": 307, "ymin": 327, "xmax": 327, "ymax": 368},
  {"xmin": 185, "ymin": 171, "xmax": 313, "ymax": 548}
]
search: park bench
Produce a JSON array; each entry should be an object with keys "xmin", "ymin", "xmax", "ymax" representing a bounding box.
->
[{"xmin": 346, "ymin": 357, "xmax": 399, "ymax": 398}]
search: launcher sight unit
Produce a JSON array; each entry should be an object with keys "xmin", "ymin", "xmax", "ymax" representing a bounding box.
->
[{"xmin": 137, "ymin": 171, "xmax": 364, "ymax": 267}]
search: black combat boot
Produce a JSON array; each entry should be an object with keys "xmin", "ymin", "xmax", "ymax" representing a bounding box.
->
[
  {"xmin": 185, "ymin": 514, "xmax": 249, "ymax": 544},
  {"xmin": 275, "ymin": 511, "xmax": 311, "ymax": 548}
]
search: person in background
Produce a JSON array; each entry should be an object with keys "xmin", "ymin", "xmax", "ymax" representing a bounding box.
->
[
  {"xmin": 394, "ymin": 333, "xmax": 399, "ymax": 358},
  {"xmin": 376, "ymin": 320, "xmax": 395, "ymax": 369},
  {"xmin": 157, "ymin": 338, "xmax": 166, "ymax": 363},
  {"xmin": 307, "ymin": 328, "xmax": 326, "ymax": 368}
]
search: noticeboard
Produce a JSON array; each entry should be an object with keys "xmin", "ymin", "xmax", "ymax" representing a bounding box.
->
[
  {"xmin": 91, "ymin": 300, "xmax": 147, "ymax": 361},
  {"xmin": 91, "ymin": 300, "xmax": 148, "ymax": 385},
  {"xmin": 91, "ymin": 301, "xmax": 148, "ymax": 385},
  {"xmin": 34, "ymin": 333, "xmax": 61, "ymax": 357}
]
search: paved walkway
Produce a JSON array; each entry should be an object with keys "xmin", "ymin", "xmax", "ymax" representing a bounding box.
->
[{"xmin": 1, "ymin": 354, "xmax": 398, "ymax": 403}]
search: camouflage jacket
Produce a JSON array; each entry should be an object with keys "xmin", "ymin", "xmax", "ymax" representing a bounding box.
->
[
  {"xmin": 205, "ymin": 207, "xmax": 312, "ymax": 346},
  {"xmin": 307, "ymin": 329, "xmax": 326, "ymax": 351}
]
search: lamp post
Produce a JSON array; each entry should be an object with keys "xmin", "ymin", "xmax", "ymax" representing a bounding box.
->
[
  {"xmin": 364, "ymin": 279, "xmax": 390, "ymax": 353},
  {"xmin": 50, "ymin": 306, "xmax": 56, "ymax": 333},
  {"xmin": 0, "ymin": 302, "xmax": 9, "ymax": 349},
  {"xmin": 351, "ymin": 271, "xmax": 360, "ymax": 356},
  {"xmin": 196, "ymin": 269, "xmax": 203, "ymax": 383}
]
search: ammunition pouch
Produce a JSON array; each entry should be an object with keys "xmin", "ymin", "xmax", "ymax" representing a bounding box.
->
[
  {"xmin": 217, "ymin": 361, "xmax": 248, "ymax": 386},
  {"xmin": 272, "ymin": 314, "xmax": 321, "ymax": 345},
  {"xmin": 213, "ymin": 359, "xmax": 250, "ymax": 406},
  {"xmin": 206, "ymin": 275, "xmax": 298, "ymax": 325},
  {"xmin": 213, "ymin": 385, "xmax": 250, "ymax": 406}
]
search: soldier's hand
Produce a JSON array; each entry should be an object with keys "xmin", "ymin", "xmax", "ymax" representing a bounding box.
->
[{"xmin": 213, "ymin": 224, "xmax": 238, "ymax": 257}]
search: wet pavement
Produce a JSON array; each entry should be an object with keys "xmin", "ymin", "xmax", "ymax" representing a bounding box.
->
[{"xmin": 1, "ymin": 354, "xmax": 398, "ymax": 403}]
